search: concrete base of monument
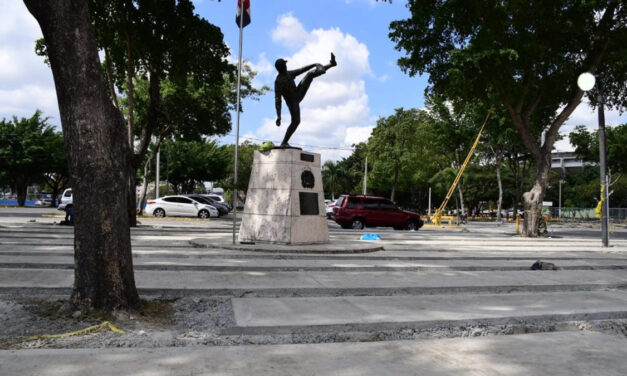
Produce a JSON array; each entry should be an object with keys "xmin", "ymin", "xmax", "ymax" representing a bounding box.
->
[
  {"xmin": 237, "ymin": 148, "xmax": 330, "ymax": 245},
  {"xmin": 189, "ymin": 238, "xmax": 384, "ymax": 254}
]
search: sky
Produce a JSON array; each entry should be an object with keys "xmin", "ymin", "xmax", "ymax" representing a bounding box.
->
[{"xmin": 1, "ymin": 0, "xmax": 625, "ymax": 161}]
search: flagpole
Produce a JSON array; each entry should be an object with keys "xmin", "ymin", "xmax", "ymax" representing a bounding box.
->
[{"xmin": 233, "ymin": 3, "xmax": 245, "ymax": 244}]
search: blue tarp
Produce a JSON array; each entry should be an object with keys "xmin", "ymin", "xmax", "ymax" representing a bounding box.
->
[
  {"xmin": 360, "ymin": 233, "xmax": 381, "ymax": 241},
  {"xmin": 0, "ymin": 200, "xmax": 43, "ymax": 206}
]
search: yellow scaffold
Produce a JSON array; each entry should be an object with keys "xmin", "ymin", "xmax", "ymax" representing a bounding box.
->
[{"xmin": 431, "ymin": 110, "xmax": 492, "ymax": 225}]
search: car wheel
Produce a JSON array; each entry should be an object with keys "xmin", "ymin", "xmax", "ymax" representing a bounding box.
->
[
  {"xmin": 406, "ymin": 219, "xmax": 420, "ymax": 231},
  {"xmin": 153, "ymin": 208, "xmax": 165, "ymax": 217},
  {"xmin": 198, "ymin": 209, "xmax": 210, "ymax": 219},
  {"xmin": 351, "ymin": 218, "xmax": 365, "ymax": 230}
]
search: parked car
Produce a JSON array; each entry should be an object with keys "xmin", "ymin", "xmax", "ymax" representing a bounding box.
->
[
  {"xmin": 332, "ymin": 194, "xmax": 424, "ymax": 231},
  {"xmin": 325, "ymin": 199, "xmax": 336, "ymax": 219},
  {"xmin": 145, "ymin": 195, "xmax": 219, "ymax": 218},
  {"xmin": 57, "ymin": 188, "xmax": 73, "ymax": 211},
  {"xmin": 184, "ymin": 194, "xmax": 229, "ymax": 216},
  {"xmin": 204, "ymin": 194, "xmax": 228, "ymax": 204},
  {"xmin": 201, "ymin": 194, "xmax": 232, "ymax": 212},
  {"xmin": 33, "ymin": 193, "xmax": 53, "ymax": 206},
  {"xmin": 505, "ymin": 208, "xmax": 524, "ymax": 218}
]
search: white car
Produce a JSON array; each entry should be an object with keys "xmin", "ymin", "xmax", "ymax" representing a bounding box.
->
[
  {"xmin": 145, "ymin": 196, "xmax": 219, "ymax": 218},
  {"xmin": 204, "ymin": 193, "xmax": 225, "ymax": 203},
  {"xmin": 57, "ymin": 188, "xmax": 73, "ymax": 211},
  {"xmin": 325, "ymin": 199, "xmax": 336, "ymax": 219}
]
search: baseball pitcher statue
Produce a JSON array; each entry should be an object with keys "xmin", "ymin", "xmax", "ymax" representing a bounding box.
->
[{"xmin": 274, "ymin": 52, "xmax": 337, "ymax": 147}]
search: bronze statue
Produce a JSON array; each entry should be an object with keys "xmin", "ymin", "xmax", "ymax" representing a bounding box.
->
[{"xmin": 275, "ymin": 53, "xmax": 337, "ymax": 147}]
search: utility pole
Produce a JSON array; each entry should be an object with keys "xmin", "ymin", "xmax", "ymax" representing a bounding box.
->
[
  {"xmin": 577, "ymin": 72, "xmax": 609, "ymax": 247},
  {"xmin": 428, "ymin": 187, "xmax": 432, "ymax": 217},
  {"xmin": 598, "ymin": 82, "xmax": 609, "ymax": 247},
  {"xmin": 233, "ymin": 0, "xmax": 249, "ymax": 244},
  {"xmin": 155, "ymin": 147, "xmax": 160, "ymax": 199},
  {"xmin": 558, "ymin": 179, "xmax": 562, "ymax": 219},
  {"xmin": 362, "ymin": 156, "xmax": 368, "ymax": 195}
]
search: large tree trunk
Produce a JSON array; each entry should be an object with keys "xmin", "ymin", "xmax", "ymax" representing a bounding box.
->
[
  {"xmin": 127, "ymin": 70, "xmax": 160, "ymax": 227},
  {"xmin": 522, "ymin": 155, "xmax": 551, "ymax": 237},
  {"xmin": 15, "ymin": 182, "xmax": 27, "ymax": 207},
  {"xmin": 390, "ymin": 164, "xmax": 399, "ymax": 202},
  {"xmin": 46, "ymin": 173, "xmax": 68, "ymax": 207},
  {"xmin": 456, "ymin": 180, "xmax": 465, "ymax": 216},
  {"xmin": 137, "ymin": 156, "xmax": 152, "ymax": 216},
  {"xmin": 24, "ymin": 0, "xmax": 139, "ymax": 310},
  {"xmin": 127, "ymin": 171, "xmax": 138, "ymax": 226},
  {"xmin": 495, "ymin": 157, "xmax": 503, "ymax": 222}
]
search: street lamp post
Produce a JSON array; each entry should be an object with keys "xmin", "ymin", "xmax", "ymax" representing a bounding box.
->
[
  {"xmin": 577, "ymin": 72, "xmax": 609, "ymax": 247},
  {"xmin": 558, "ymin": 179, "xmax": 563, "ymax": 219}
]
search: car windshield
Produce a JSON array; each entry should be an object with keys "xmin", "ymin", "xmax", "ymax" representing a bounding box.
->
[
  {"xmin": 189, "ymin": 196, "xmax": 211, "ymax": 205},
  {"xmin": 334, "ymin": 196, "xmax": 345, "ymax": 207}
]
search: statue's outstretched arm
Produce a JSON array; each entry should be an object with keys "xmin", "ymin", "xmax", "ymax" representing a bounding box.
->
[{"xmin": 288, "ymin": 64, "xmax": 317, "ymax": 77}]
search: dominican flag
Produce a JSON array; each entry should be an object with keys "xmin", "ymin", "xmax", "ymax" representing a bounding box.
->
[{"xmin": 236, "ymin": 0, "xmax": 251, "ymax": 28}]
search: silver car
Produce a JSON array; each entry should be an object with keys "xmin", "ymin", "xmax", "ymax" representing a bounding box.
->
[{"xmin": 145, "ymin": 195, "xmax": 219, "ymax": 218}]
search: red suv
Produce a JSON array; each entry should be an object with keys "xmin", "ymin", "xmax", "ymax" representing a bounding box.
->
[{"xmin": 332, "ymin": 195, "xmax": 424, "ymax": 231}]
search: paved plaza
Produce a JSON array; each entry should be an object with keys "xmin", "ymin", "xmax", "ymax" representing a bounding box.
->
[{"xmin": 1, "ymin": 207, "xmax": 627, "ymax": 375}]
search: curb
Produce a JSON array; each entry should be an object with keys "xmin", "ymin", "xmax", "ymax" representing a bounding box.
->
[{"xmin": 189, "ymin": 239, "xmax": 384, "ymax": 254}]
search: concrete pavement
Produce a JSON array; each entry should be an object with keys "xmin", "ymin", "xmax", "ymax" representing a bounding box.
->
[
  {"xmin": 2, "ymin": 331, "xmax": 626, "ymax": 376},
  {"xmin": 1, "ymin": 208, "xmax": 627, "ymax": 374}
]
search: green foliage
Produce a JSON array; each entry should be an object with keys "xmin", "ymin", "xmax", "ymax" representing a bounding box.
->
[
  {"xmin": 426, "ymin": 96, "xmax": 481, "ymax": 165},
  {"xmin": 87, "ymin": 0, "xmax": 238, "ymax": 174},
  {"xmin": 569, "ymin": 124, "xmax": 627, "ymax": 174},
  {"xmin": 34, "ymin": 38, "xmax": 48, "ymax": 66},
  {"xmin": 160, "ymin": 139, "xmax": 229, "ymax": 194},
  {"xmin": 90, "ymin": 0, "xmax": 230, "ymax": 87},
  {"xmin": 259, "ymin": 141, "xmax": 275, "ymax": 152},
  {"xmin": 322, "ymin": 143, "xmax": 368, "ymax": 200},
  {"xmin": 0, "ymin": 111, "xmax": 66, "ymax": 205},
  {"xmin": 336, "ymin": 104, "xmax": 532, "ymax": 212},
  {"xmin": 218, "ymin": 141, "xmax": 260, "ymax": 194},
  {"xmin": 127, "ymin": 76, "xmax": 229, "ymax": 141},
  {"xmin": 389, "ymin": 1, "xmax": 626, "ymax": 112},
  {"xmin": 367, "ymin": 108, "xmax": 448, "ymax": 205},
  {"xmin": 389, "ymin": 0, "xmax": 627, "ymax": 222},
  {"xmin": 223, "ymin": 63, "xmax": 270, "ymax": 113}
]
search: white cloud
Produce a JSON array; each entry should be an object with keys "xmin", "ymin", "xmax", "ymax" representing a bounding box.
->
[
  {"xmin": 345, "ymin": 125, "xmax": 374, "ymax": 146},
  {"xmin": 247, "ymin": 53, "xmax": 274, "ymax": 76},
  {"xmin": 0, "ymin": 0, "xmax": 59, "ymax": 125},
  {"xmin": 271, "ymin": 13, "xmax": 310, "ymax": 48},
  {"xmin": 0, "ymin": 85, "xmax": 57, "ymax": 119},
  {"xmin": 376, "ymin": 74, "xmax": 389, "ymax": 83},
  {"xmin": 553, "ymin": 101, "xmax": 626, "ymax": 152},
  {"xmin": 257, "ymin": 13, "xmax": 374, "ymax": 161}
]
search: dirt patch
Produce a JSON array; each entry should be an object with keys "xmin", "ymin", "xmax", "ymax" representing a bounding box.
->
[
  {"xmin": 2, "ymin": 294, "xmax": 626, "ymax": 349},
  {"xmin": 0, "ymin": 295, "xmax": 208, "ymax": 349}
]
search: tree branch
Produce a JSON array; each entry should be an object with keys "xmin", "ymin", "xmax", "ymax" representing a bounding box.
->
[
  {"xmin": 523, "ymin": 92, "xmax": 542, "ymax": 121},
  {"xmin": 125, "ymin": 32, "xmax": 135, "ymax": 149},
  {"xmin": 505, "ymin": 102, "xmax": 541, "ymax": 162},
  {"xmin": 133, "ymin": 70, "xmax": 161, "ymax": 167},
  {"xmin": 104, "ymin": 48, "xmax": 119, "ymax": 109}
]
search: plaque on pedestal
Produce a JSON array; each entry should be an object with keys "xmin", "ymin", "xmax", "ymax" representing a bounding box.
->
[{"xmin": 238, "ymin": 148, "xmax": 329, "ymax": 245}]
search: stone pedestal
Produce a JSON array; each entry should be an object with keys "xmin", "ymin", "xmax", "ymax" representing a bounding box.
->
[{"xmin": 238, "ymin": 148, "xmax": 329, "ymax": 245}]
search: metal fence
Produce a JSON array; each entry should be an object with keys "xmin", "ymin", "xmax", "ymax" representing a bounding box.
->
[{"xmin": 548, "ymin": 207, "xmax": 627, "ymax": 221}]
